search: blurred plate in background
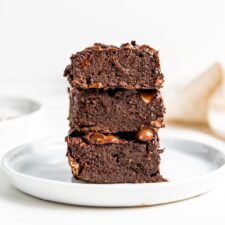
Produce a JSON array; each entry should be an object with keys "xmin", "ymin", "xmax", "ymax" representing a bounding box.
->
[{"xmin": 0, "ymin": 96, "xmax": 42, "ymax": 152}]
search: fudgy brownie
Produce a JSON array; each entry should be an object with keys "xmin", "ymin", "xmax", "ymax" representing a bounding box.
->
[
  {"xmin": 64, "ymin": 41, "xmax": 166, "ymax": 184},
  {"xmin": 69, "ymin": 88, "xmax": 165, "ymax": 133},
  {"xmin": 64, "ymin": 41, "xmax": 164, "ymax": 90},
  {"xmin": 66, "ymin": 131, "xmax": 165, "ymax": 183}
]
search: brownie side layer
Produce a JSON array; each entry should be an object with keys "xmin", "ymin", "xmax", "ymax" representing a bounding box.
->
[
  {"xmin": 66, "ymin": 134, "xmax": 165, "ymax": 183},
  {"xmin": 64, "ymin": 42, "xmax": 164, "ymax": 90},
  {"xmin": 69, "ymin": 89, "xmax": 165, "ymax": 133}
]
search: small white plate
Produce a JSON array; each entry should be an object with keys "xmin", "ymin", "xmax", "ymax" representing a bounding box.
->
[
  {"xmin": 0, "ymin": 96, "xmax": 42, "ymax": 146},
  {"xmin": 2, "ymin": 135, "xmax": 225, "ymax": 207}
]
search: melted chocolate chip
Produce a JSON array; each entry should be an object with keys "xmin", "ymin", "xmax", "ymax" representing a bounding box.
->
[
  {"xmin": 85, "ymin": 133, "xmax": 122, "ymax": 144},
  {"xmin": 136, "ymin": 128, "xmax": 154, "ymax": 142},
  {"xmin": 104, "ymin": 135, "xmax": 121, "ymax": 143},
  {"xmin": 140, "ymin": 92, "xmax": 154, "ymax": 103},
  {"xmin": 86, "ymin": 133, "xmax": 105, "ymax": 144},
  {"xmin": 89, "ymin": 82, "xmax": 103, "ymax": 88}
]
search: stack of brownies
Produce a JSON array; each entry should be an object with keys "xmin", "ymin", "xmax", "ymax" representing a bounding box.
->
[{"xmin": 64, "ymin": 41, "xmax": 166, "ymax": 183}]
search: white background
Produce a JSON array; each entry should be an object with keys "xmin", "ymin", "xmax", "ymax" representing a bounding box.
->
[
  {"xmin": 1, "ymin": 0, "xmax": 225, "ymax": 224},
  {"xmin": 1, "ymin": 0, "xmax": 225, "ymax": 88}
]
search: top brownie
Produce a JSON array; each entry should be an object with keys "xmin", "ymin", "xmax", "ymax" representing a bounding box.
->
[{"xmin": 64, "ymin": 41, "xmax": 164, "ymax": 90}]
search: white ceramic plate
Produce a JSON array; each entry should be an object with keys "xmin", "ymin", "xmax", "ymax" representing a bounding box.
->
[
  {"xmin": 2, "ymin": 135, "xmax": 225, "ymax": 207},
  {"xmin": 0, "ymin": 96, "xmax": 42, "ymax": 146}
]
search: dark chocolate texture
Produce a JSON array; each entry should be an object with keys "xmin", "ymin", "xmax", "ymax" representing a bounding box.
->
[
  {"xmin": 64, "ymin": 41, "xmax": 166, "ymax": 184},
  {"xmin": 69, "ymin": 89, "xmax": 165, "ymax": 133},
  {"xmin": 66, "ymin": 134, "xmax": 165, "ymax": 183}
]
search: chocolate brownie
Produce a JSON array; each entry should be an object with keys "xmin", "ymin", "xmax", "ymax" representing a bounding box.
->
[
  {"xmin": 66, "ymin": 132, "xmax": 165, "ymax": 183},
  {"xmin": 64, "ymin": 41, "xmax": 166, "ymax": 184},
  {"xmin": 69, "ymin": 88, "xmax": 165, "ymax": 133},
  {"xmin": 64, "ymin": 41, "xmax": 164, "ymax": 90}
]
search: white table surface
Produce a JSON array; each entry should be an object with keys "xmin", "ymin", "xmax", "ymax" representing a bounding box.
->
[{"xmin": 0, "ymin": 80, "xmax": 225, "ymax": 225}]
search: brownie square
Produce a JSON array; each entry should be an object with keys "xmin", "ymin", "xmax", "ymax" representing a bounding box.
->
[
  {"xmin": 64, "ymin": 41, "xmax": 164, "ymax": 90},
  {"xmin": 69, "ymin": 88, "xmax": 165, "ymax": 133},
  {"xmin": 66, "ymin": 133, "xmax": 165, "ymax": 183}
]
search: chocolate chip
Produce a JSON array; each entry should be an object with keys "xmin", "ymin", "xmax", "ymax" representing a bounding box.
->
[
  {"xmin": 105, "ymin": 135, "xmax": 121, "ymax": 143},
  {"xmin": 89, "ymin": 82, "xmax": 103, "ymax": 88},
  {"xmin": 85, "ymin": 132, "xmax": 122, "ymax": 144},
  {"xmin": 140, "ymin": 92, "xmax": 154, "ymax": 103},
  {"xmin": 85, "ymin": 133, "xmax": 104, "ymax": 144},
  {"xmin": 136, "ymin": 128, "xmax": 154, "ymax": 142},
  {"xmin": 131, "ymin": 41, "xmax": 136, "ymax": 46}
]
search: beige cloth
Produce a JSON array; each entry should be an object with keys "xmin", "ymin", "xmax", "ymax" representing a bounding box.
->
[{"xmin": 164, "ymin": 63, "xmax": 225, "ymax": 139}]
